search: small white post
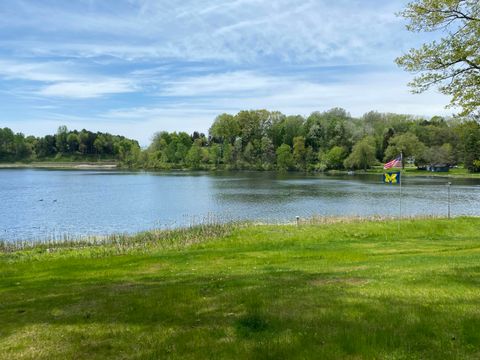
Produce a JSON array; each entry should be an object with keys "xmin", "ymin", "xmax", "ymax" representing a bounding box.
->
[
  {"xmin": 296, "ymin": 216, "xmax": 300, "ymax": 226},
  {"xmin": 447, "ymin": 182, "xmax": 452, "ymax": 219}
]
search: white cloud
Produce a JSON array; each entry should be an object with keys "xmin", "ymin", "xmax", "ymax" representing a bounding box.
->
[
  {"xmin": 0, "ymin": 60, "xmax": 80, "ymax": 82},
  {"xmin": 160, "ymin": 71, "xmax": 285, "ymax": 96},
  {"xmin": 0, "ymin": 59, "xmax": 139, "ymax": 99},
  {"xmin": 38, "ymin": 79, "xmax": 136, "ymax": 99}
]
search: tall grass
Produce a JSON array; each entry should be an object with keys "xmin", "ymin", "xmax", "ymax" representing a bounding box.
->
[
  {"xmin": 0, "ymin": 214, "xmax": 241, "ymax": 255},
  {"xmin": 0, "ymin": 214, "xmax": 452, "ymax": 257}
]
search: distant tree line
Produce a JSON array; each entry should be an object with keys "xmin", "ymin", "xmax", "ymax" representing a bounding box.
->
[
  {"xmin": 0, "ymin": 126, "xmax": 140, "ymax": 165},
  {"xmin": 140, "ymin": 108, "xmax": 480, "ymax": 173},
  {"xmin": 2, "ymin": 108, "xmax": 480, "ymax": 172}
]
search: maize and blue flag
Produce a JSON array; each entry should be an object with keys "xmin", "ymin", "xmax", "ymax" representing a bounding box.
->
[{"xmin": 383, "ymin": 172, "xmax": 401, "ymax": 184}]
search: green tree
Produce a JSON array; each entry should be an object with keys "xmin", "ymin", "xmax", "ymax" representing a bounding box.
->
[
  {"xmin": 324, "ymin": 146, "xmax": 348, "ymax": 170},
  {"xmin": 35, "ymin": 135, "xmax": 56, "ymax": 158},
  {"xmin": 424, "ymin": 143, "xmax": 455, "ymax": 165},
  {"xmin": 276, "ymin": 144, "xmax": 293, "ymax": 171},
  {"xmin": 396, "ymin": 0, "xmax": 480, "ymax": 116},
  {"xmin": 384, "ymin": 133, "xmax": 426, "ymax": 167},
  {"xmin": 93, "ymin": 135, "xmax": 106, "ymax": 155},
  {"xmin": 222, "ymin": 143, "xmax": 233, "ymax": 164},
  {"xmin": 55, "ymin": 126, "xmax": 68, "ymax": 154},
  {"xmin": 209, "ymin": 114, "xmax": 240, "ymax": 144},
  {"xmin": 260, "ymin": 136, "xmax": 275, "ymax": 166},
  {"xmin": 186, "ymin": 140, "xmax": 203, "ymax": 169},
  {"xmin": 293, "ymin": 136, "xmax": 307, "ymax": 170},
  {"xmin": 457, "ymin": 120, "xmax": 480, "ymax": 171},
  {"xmin": 208, "ymin": 143, "xmax": 222, "ymax": 166},
  {"xmin": 243, "ymin": 142, "xmax": 254, "ymax": 164},
  {"xmin": 344, "ymin": 137, "xmax": 377, "ymax": 171},
  {"xmin": 78, "ymin": 130, "xmax": 90, "ymax": 154},
  {"xmin": 67, "ymin": 133, "xmax": 79, "ymax": 153}
]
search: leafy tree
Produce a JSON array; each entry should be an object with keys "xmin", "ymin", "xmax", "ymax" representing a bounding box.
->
[
  {"xmin": 292, "ymin": 136, "xmax": 307, "ymax": 170},
  {"xmin": 457, "ymin": 120, "xmax": 480, "ymax": 171},
  {"xmin": 55, "ymin": 126, "xmax": 68, "ymax": 154},
  {"xmin": 67, "ymin": 133, "xmax": 79, "ymax": 153},
  {"xmin": 384, "ymin": 133, "xmax": 427, "ymax": 167},
  {"xmin": 14, "ymin": 133, "xmax": 32, "ymax": 160},
  {"xmin": 222, "ymin": 143, "xmax": 233, "ymax": 164},
  {"xmin": 276, "ymin": 144, "xmax": 294, "ymax": 171},
  {"xmin": 344, "ymin": 137, "xmax": 377, "ymax": 171},
  {"xmin": 260, "ymin": 136, "xmax": 275, "ymax": 166},
  {"xmin": 116, "ymin": 139, "xmax": 141, "ymax": 167},
  {"xmin": 35, "ymin": 135, "xmax": 56, "ymax": 158},
  {"xmin": 186, "ymin": 140, "xmax": 203, "ymax": 169},
  {"xmin": 209, "ymin": 114, "xmax": 240, "ymax": 144},
  {"xmin": 243, "ymin": 142, "xmax": 254, "ymax": 164},
  {"xmin": 323, "ymin": 146, "xmax": 348, "ymax": 170},
  {"xmin": 424, "ymin": 143, "xmax": 455, "ymax": 165},
  {"xmin": 270, "ymin": 115, "xmax": 304, "ymax": 147},
  {"xmin": 0, "ymin": 128, "xmax": 15, "ymax": 160},
  {"xmin": 93, "ymin": 135, "xmax": 106, "ymax": 155},
  {"xmin": 208, "ymin": 143, "xmax": 222, "ymax": 166},
  {"xmin": 396, "ymin": 0, "xmax": 480, "ymax": 117},
  {"xmin": 78, "ymin": 130, "xmax": 90, "ymax": 154}
]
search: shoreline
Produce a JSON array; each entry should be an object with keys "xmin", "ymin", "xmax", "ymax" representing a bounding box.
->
[
  {"xmin": 0, "ymin": 215, "xmax": 470, "ymax": 253},
  {"xmin": 0, "ymin": 161, "xmax": 118, "ymax": 170},
  {"xmin": 2, "ymin": 162, "xmax": 480, "ymax": 178}
]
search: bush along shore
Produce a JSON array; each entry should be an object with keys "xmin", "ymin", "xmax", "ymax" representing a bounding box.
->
[
  {"xmin": 2, "ymin": 108, "xmax": 480, "ymax": 173},
  {"xmin": 1, "ymin": 216, "xmax": 480, "ymax": 359}
]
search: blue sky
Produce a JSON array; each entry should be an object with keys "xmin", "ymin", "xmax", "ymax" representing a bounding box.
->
[{"xmin": 0, "ymin": 0, "xmax": 450, "ymax": 145}]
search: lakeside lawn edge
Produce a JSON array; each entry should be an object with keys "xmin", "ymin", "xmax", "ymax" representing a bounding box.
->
[{"xmin": 1, "ymin": 217, "xmax": 480, "ymax": 359}]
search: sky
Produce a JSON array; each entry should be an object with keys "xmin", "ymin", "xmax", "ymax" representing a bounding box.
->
[{"xmin": 0, "ymin": 0, "xmax": 451, "ymax": 145}]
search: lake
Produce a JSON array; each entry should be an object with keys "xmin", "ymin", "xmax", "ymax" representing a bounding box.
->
[{"xmin": 1, "ymin": 169, "xmax": 479, "ymax": 242}]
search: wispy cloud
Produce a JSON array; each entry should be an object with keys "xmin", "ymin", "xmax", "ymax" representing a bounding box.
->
[
  {"xmin": 38, "ymin": 79, "xmax": 136, "ymax": 99},
  {"xmin": 160, "ymin": 71, "xmax": 286, "ymax": 97},
  {"xmin": 0, "ymin": 59, "xmax": 138, "ymax": 98},
  {"xmin": 0, "ymin": 60, "xmax": 80, "ymax": 82},
  {"xmin": 0, "ymin": 0, "xmax": 412, "ymax": 63}
]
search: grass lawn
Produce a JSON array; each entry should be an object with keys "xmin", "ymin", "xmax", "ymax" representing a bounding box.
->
[{"xmin": 1, "ymin": 218, "xmax": 480, "ymax": 359}]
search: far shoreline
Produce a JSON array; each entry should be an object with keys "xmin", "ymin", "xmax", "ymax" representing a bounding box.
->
[
  {"xmin": 1, "ymin": 162, "xmax": 480, "ymax": 179},
  {"xmin": 0, "ymin": 161, "xmax": 118, "ymax": 170}
]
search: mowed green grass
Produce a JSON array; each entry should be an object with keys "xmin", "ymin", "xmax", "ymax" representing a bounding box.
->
[{"xmin": 1, "ymin": 218, "xmax": 480, "ymax": 359}]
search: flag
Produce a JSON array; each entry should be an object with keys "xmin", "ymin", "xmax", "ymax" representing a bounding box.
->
[
  {"xmin": 383, "ymin": 172, "xmax": 400, "ymax": 184},
  {"xmin": 384, "ymin": 155, "xmax": 402, "ymax": 169}
]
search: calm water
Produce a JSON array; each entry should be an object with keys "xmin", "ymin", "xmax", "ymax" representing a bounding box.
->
[{"xmin": 1, "ymin": 169, "xmax": 479, "ymax": 242}]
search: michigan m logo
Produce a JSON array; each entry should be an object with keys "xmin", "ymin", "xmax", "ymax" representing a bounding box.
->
[{"xmin": 384, "ymin": 172, "xmax": 399, "ymax": 184}]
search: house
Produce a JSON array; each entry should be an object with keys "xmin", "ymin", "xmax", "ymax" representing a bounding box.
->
[{"xmin": 426, "ymin": 164, "xmax": 450, "ymax": 172}]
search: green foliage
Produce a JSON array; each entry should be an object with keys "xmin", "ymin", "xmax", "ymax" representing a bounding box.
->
[
  {"xmin": 344, "ymin": 136, "xmax": 377, "ymax": 170},
  {"xmin": 209, "ymin": 113, "xmax": 239, "ymax": 144},
  {"xmin": 186, "ymin": 140, "xmax": 204, "ymax": 169},
  {"xmin": 396, "ymin": 0, "xmax": 480, "ymax": 117},
  {"xmin": 457, "ymin": 120, "xmax": 480, "ymax": 171},
  {"xmin": 292, "ymin": 136, "xmax": 307, "ymax": 170},
  {"xmin": 276, "ymin": 144, "xmax": 294, "ymax": 171},
  {"xmin": 384, "ymin": 133, "xmax": 426, "ymax": 167},
  {"xmin": 323, "ymin": 146, "xmax": 348, "ymax": 170},
  {"xmin": 3, "ymin": 107, "xmax": 480, "ymax": 173},
  {"xmin": 0, "ymin": 125, "xmax": 140, "ymax": 165}
]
